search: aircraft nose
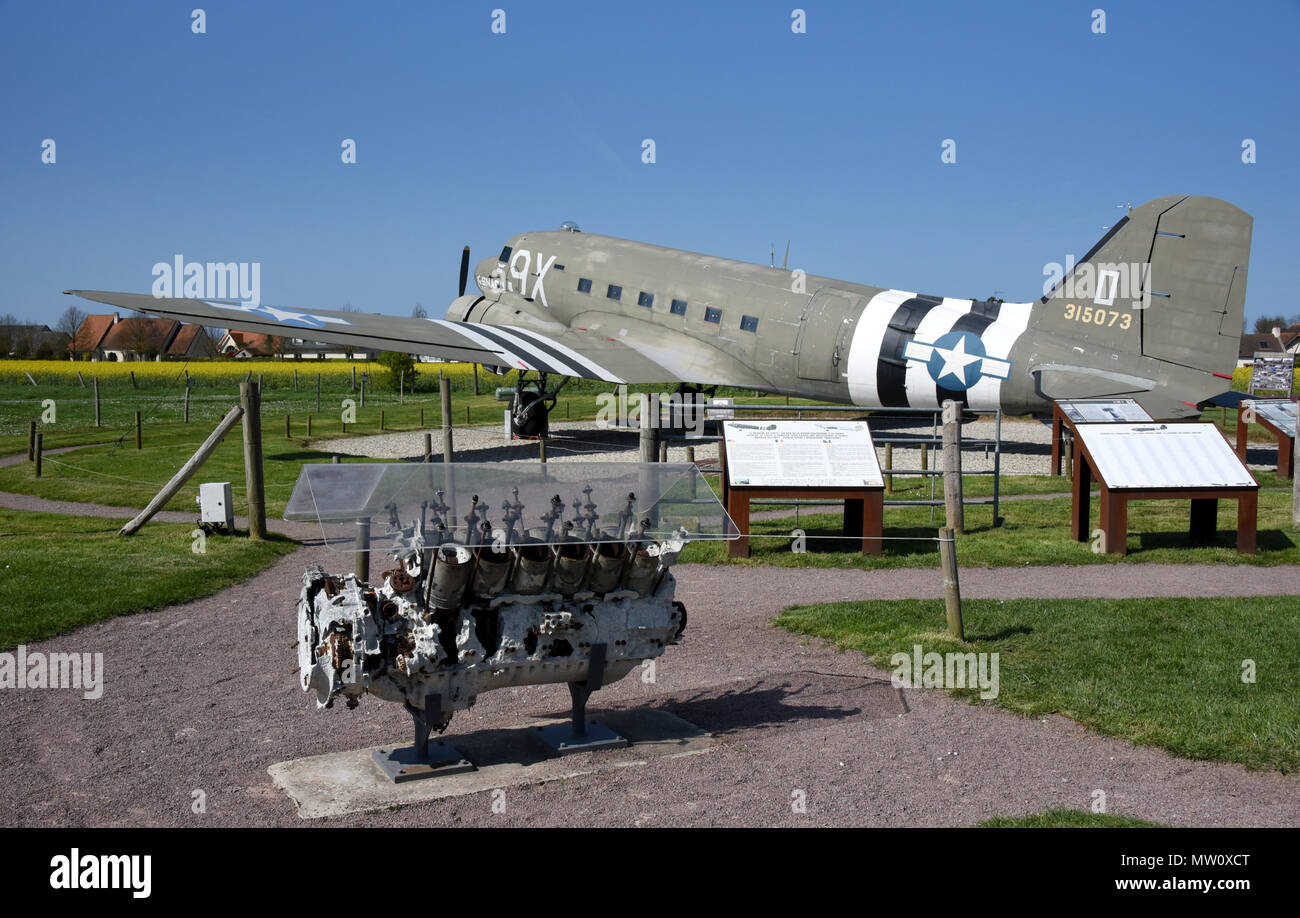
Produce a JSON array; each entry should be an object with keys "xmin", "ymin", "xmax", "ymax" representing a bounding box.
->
[{"xmin": 475, "ymin": 257, "xmax": 501, "ymax": 293}]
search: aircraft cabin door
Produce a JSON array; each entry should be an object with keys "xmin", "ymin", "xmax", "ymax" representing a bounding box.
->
[{"xmin": 795, "ymin": 289, "xmax": 860, "ymax": 381}]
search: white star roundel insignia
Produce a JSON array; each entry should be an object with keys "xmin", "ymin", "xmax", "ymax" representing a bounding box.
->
[
  {"xmin": 206, "ymin": 302, "xmax": 352, "ymax": 329},
  {"xmin": 903, "ymin": 330, "xmax": 1011, "ymax": 391}
]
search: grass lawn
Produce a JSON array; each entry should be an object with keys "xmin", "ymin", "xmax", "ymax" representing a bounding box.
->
[
  {"xmin": 682, "ymin": 473, "xmax": 1299, "ymax": 567},
  {"xmin": 975, "ymin": 809, "xmax": 1165, "ymax": 828},
  {"xmin": 0, "ymin": 509, "xmax": 298, "ymax": 648},
  {"xmin": 774, "ymin": 596, "xmax": 1300, "ymax": 772}
]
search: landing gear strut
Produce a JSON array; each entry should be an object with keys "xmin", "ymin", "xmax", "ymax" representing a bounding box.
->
[{"xmin": 510, "ymin": 371, "xmax": 569, "ymax": 439}]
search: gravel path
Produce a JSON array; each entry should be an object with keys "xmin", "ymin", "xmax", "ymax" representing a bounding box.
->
[{"xmin": 2, "ymin": 543, "xmax": 1297, "ymax": 828}]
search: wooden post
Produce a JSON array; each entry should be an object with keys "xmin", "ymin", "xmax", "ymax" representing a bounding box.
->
[
  {"xmin": 473, "ymin": 364, "xmax": 480, "ymax": 396},
  {"xmin": 659, "ymin": 440, "xmax": 668, "ymax": 462},
  {"xmin": 884, "ymin": 442, "xmax": 893, "ymax": 493},
  {"xmin": 380, "ymin": 409, "xmax": 385, "ymax": 431},
  {"xmin": 307, "ymin": 415, "xmax": 312, "ymax": 437},
  {"xmin": 420, "ymin": 407, "xmax": 425, "ymax": 426},
  {"xmin": 118, "ymin": 405, "xmax": 245, "ymax": 536},
  {"xmin": 465, "ymin": 404, "xmax": 470, "ymax": 425},
  {"xmin": 1294, "ymin": 460, "xmax": 1300, "ymax": 529},
  {"xmin": 355, "ymin": 518, "xmax": 371, "ymax": 583},
  {"xmin": 359, "ymin": 375, "xmax": 366, "ymax": 408},
  {"xmin": 93, "ymin": 377, "xmax": 101, "ymax": 427},
  {"xmin": 293, "ymin": 369, "xmax": 299, "ymax": 391},
  {"xmin": 920, "ymin": 441, "xmax": 928, "ymax": 472},
  {"xmin": 351, "ymin": 365, "xmax": 356, "ymax": 390},
  {"xmin": 399, "ymin": 369, "xmax": 404, "ymax": 405},
  {"xmin": 34, "ymin": 433, "xmax": 42, "ymax": 478},
  {"xmin": 76, "ymin": 370, "xmax": 85, "ymax": 387},
  {"xmin": 27, "ymin": 420, "xmax": 36, "ymax": 461},
  {"xmin": 639, "ymin": 394, "xmax": 660, "ymax": 462},
  {"xmin": 129, "ymin": 370, "xmax": 137, "ymax": 389},
  {"xmin": 939, "ymin": 527, "xmax": 963, "ymax": 640},
  {"xmin": 539, "ymin": 438, "xmax": 547, "ymax": 463},
  {"xmin": 135, "ymin": 411, "xmax": 142, "ymax": 450},
  {"xmin": 941, "ymin": 400, "xmax": 964, "ymax": 533},
  {"xmin": 565, "ymin": 400, "xmax": 570, "ymax": 420},
  {"xmin": 285, "ymin": 413, "xmax": 291, "ymax": 438},
  {"xmin": 240, "ymin": 381, "xmax": 266, "ymax": 540},
  {"xmin": 423, "ymin": 432, "xmax": 433, "ymax": 463},
  {"xmin": 316, "ymin": 373, "xmax": 321, "ymax": 413},
  {"xmin": 258, "ymin": 373, "xmax": 263, "ymax": 392},
  {"xmin": 440, "ymin": 375, "xmax": 454, "ymax": 464},
  {"xmin": 685, "ymin": 445, "xmax": 695, "ymax": 465},
  {"xmin": 183, "ymin": 383, "xmax": 191, "ymax": 423}
]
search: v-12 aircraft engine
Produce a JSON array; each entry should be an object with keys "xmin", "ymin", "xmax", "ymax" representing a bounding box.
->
[{"xmin": 293, "ymin": 473, "xmax": 698, "ymax": 735}]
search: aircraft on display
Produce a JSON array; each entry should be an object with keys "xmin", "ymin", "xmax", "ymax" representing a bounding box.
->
[{"xmin": 67, "ymin": 194, "xmax": 1251, "ymax": 431}]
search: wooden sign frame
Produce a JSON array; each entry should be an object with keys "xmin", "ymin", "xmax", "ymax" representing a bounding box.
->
[
  {"xmin": 718, "ymin": 431, "xmax": 884, "ymax": 558},
  {"xmin": 1236, "ymin": 400, "xmax": 1297, "ymax": 480},
  {"xmin": 1069, "ymin": 423, "xmax": 1258, "ymax": 556}
]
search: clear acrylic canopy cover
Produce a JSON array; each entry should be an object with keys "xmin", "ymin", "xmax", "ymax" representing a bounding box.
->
[{"xmin": 284, "ymin": 461, "xmax": 738, "ymax": 552}]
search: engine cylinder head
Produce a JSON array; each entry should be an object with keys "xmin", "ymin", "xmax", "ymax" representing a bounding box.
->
[
  {"xmin": 621, "ymin": 542, "xmax": 662, "ymax": 596},
  {"xmin": 585, "ymin": 539, "xmax": 628, "ymax": 594},
  {"xmin": 429, "ymin": 543, "xmax": 473, "ymax": 610},
  {"xmin": 508, "ymin": 540, "xmax": 551, "ymax": 594},
  {"xmin": 547, "ymin": 539, "xmax": 590, "ymax": 595}
]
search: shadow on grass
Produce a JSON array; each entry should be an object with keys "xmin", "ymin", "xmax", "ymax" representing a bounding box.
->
[{"xmin": 1132, "ymin": 529, "xmax": 1297, "ymax": 553}]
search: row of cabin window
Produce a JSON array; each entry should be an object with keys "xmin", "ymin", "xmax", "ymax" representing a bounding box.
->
[{"xmin": 575, "ymin": 277, "xmax": 757, "ymax": 332}]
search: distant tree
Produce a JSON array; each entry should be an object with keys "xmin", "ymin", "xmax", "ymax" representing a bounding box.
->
[
  {"xmin": 129, "ymin": 322, "xmax": 152, "ymax": 360},
  {"xmin": 1253, "ymin": 316, "xmax": 1288, "ymax": 335},
  {"xmin": 411, "ymin": 303, "xmax": 428, "ymax": 319},
  {"xmin": 35, "ymin": 339, "xmax": 55, "ymax": 359},
  {"xmin": 13, "ymin": 336, "xmax": 31, "ymax": 358},
  {"xmin": 377, "ymin": 350, "xmax": 416, "ymax": 391},
  {"xmin": 197, "ymin": 327, "xmax": 223, "ymax": 357},
  {"xmin": 55, "ymin": 305, "xmax": 86, "ymax": 343}
]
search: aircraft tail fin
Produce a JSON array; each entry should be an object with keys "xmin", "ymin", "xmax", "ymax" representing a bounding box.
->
[{"xmin": 1033, "ymin": 195, "xmax": 1251, "ymax": 408}]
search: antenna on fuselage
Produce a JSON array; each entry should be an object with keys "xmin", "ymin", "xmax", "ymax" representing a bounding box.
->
[
  {"xmin": 769, "ymin": 244, "xmax": 775, "ymax": 268},
  {"xmin": 782, "ymin": 241, "xmax": 790, "ymax": 271}
]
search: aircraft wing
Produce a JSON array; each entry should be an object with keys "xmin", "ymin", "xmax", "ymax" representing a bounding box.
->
[{"xmin": 64, "ymin": 290, "xmax": 765, "ymax": 386}]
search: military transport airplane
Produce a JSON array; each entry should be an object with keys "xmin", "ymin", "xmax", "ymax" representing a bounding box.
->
[{"xmin": 67, "ymin": 194, "xmax": 1250, "ymax": 431}]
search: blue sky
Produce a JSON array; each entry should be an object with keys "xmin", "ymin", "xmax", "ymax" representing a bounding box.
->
[{"xmin": 2, "ymin": 0, "xmax": 1296, "ymax": 327}]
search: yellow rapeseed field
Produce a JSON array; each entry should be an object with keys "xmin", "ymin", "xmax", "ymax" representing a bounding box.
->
[{"xmin": 0, "ymin": 359, "xmax": 481, "ymax": 388}]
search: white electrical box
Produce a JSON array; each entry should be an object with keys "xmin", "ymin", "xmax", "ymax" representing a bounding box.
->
[{"xmin": 198, "ymin": 482, "xmax": 235, "ymax": 529}]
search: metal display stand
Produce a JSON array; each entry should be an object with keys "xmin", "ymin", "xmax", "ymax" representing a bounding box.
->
[
  {"xmin": 530, "ymin": 643, "xmax": 630, "ymax": 755},
  {"xmin": 372, "ymin": 693, "xmax": 475, "ymax": 783}
]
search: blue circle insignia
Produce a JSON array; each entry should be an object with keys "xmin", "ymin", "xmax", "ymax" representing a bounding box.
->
[{"xmin": 925, "ymin": 331, "xmax": 987, "ymax": 390}]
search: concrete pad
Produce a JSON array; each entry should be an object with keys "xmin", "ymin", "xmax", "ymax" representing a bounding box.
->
[{"xmin": 269, "ymin": 708, "xmax": 717, "ymax": 819}]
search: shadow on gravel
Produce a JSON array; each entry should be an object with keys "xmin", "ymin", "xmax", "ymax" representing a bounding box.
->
[{"xmin": 644, "ymin": 674, "xmax": 905, "ymax": 735}]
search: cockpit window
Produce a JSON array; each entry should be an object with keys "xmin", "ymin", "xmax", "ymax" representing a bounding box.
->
[{"xmin": 499, "ymin": 246, "xmax": 512, "ymax": 263}]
